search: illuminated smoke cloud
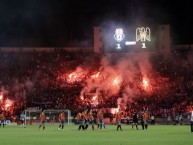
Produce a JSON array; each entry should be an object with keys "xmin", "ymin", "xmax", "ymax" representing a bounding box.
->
[
  {"xmin": 5, "ymin": 99, "xmax": 13, "ymax": 110},
  {"xmin": 80, "ymin": 52, "xmax": 154, "ymax": 106}
]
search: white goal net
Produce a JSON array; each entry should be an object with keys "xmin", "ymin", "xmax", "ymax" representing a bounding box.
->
[{"xmin": 24, "ymin": 109, "xmax": 72, "ymax": 125}]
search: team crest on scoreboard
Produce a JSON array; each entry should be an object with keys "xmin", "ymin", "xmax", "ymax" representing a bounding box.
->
[
  {"xmin": 114, "ymin": 28, "xmax": 125, "ymax": 49},
  {"xmin": 114, "ymin": 28, "xmax": 125, "ymax": 42},
  {"xmin": 136, "ymin": 27, "xmax": 151, "ymax": 48}
]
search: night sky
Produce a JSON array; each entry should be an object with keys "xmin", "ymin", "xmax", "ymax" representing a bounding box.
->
[{"xmin": 0, "ymin": 0, "xmax": 193, "ymax": 47}]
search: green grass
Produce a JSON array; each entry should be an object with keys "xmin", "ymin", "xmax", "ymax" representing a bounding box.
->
[{"xmin": 0, "ymin": 124, "xmax": 192, "ymax": 145}]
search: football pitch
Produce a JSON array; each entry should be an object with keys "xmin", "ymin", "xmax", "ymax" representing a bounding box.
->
[{"xmin": 0, "ymin": 124, "xmax": 192, "ymax": 145}]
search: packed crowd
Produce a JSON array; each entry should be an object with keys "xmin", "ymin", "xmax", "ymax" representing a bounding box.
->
[{"xmin": 0, "ymin": 48, "xmax": 193, "ymax": 121}]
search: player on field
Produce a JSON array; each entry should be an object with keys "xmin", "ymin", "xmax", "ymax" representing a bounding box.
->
[
  {"xmin": 143, "ymin": 111, "xmax": 150, "ymax": 130},
  {"xmin": 58, "ymin": 111, "xmax": 65, "ymax": 130},
  {"xmin": 141, "ymin": 112, "xmax": 145, "ymax": 130},
  {"xmin": 190, "ymin": 110, "xmax": 193, "ymax": 133},
  {"xmin": 132, "ymin": 110, "xmax": 138, "ymax": 130},
  {"xmin": 97, "ymin": 108, "xmax": 106, "ymax": 129},
  {"xmin": 20, "ymin": 111, "xmax": 25, "ymax": 128},
  {"xmin": 77, "ymin": 110, "xmax": 85, "ymax": 131},
  {"xmin": 83, "ymin": 109, "xmax": 89, "ymax": 130},
  {"xmin": 97, "ymin": 109, "xmax": 104, "ymax": 129},
  {"xmin": 88, "ymin": 109, "xmax": 95, "ymax": 130},
  {"xmin": 39, "ymin": 110, "xmax": 46, "ymax": 130},
  {"xmin": 0, "ymin": 111, "xmax": 5, "ymax": 128},
  {"xmin": 116, "ymin": 109, "xmax": 123, "ymax": 131}
]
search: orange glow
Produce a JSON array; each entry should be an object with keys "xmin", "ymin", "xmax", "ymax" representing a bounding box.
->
[
  {"xmin": 4, "ymin": 99, "xmax": 13, "ymax": 109},
  {"xmin": 113, "ymin": 77, "xmax": 121, "ymax": 86},
  {"xmin": 67, "ymin": 72, "xmax": 85, "ymax": 83},
  {"xmin": 57, "ymin": 67, "xmax": 87, "ymax": 84},
  {"xmin": 5, "ymin": 103, "xmax": 11, "ymax": 108},
  {"xmin": 91, "ymin": 72, "xmax": 100, "ymax": 79},
  {"xmin": 113, "ymin": 78, "xmax": 118, "ymax": 85},
  {"xmin": 0, "ymin": 94, "xmax": 3, "ymax": 100},
  {"xmin": 92, "ymin": 95, "xmax": 97, "ymax": 101},
  {"xmin": 91, "ymin": 95, "xmax": 98, "ymax": 106},
  {"xmin": 80, "ymin": 96, "xmax": 84, "ymax": 100},
  {"xmin": 110, "ymin": 108, "xmax": 119, "ymax": 114},
  {"xmin": 142, "ymin": 77, "xmax": 149, "ymax": 89}
]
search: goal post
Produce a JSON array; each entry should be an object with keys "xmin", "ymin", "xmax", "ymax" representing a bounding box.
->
[{"xmin": 24, "ymin": 109, "xmax": 72, "ymax": 126}]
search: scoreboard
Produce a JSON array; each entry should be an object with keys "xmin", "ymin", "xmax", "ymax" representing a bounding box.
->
[{"xmin": 102, "ymin": 25, "xmax": 155, "ymax": 53}]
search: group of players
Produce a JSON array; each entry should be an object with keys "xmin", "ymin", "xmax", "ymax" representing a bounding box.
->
[
  {"xmin": 76, "ymin": 108, "xmax": 151, "ymax": 131},
  {"xmin": 0, "ymin": 109, "xmax": 151, "ymax": 131},
  {"xmin": 132, "ymin": 110, "xmax": 150, "ymax": 130},
  {"xmin": 38, "ymin": 110, "xmax": 66, "ymax": 130},
  {"xmin": 3, "ymin": 109, "xmax": 193, "ymax": 132}
]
